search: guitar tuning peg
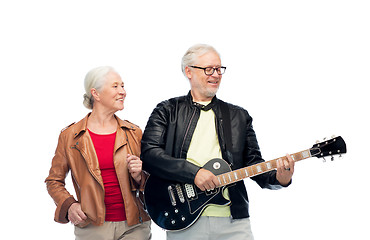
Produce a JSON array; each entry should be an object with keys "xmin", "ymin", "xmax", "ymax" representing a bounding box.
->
[
  {"xmin": 323, "ymin": 137, "xmax": 327, "ymax": 141},
  {"xmin": 322, "ymin": 157, "xmax": 326, "ymax": 163},
  {"xmin": 331, "ymin": 134, "xmax": 336, "ymax": 139},
  {"xmin": 331, "ymin": 156, "xmax": 334, "ymax": 161},
  {"xmin": 316, "ymin": 140, "xmax": 320, "ymax": 144},
  {"xmin": 339, "ymin": 154, "xmax": 343, "ymax": 160}
]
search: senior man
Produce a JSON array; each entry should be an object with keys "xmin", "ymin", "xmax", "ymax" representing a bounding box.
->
[{"xmin": 141, "ymin": 44, "xmax": 294, "ymax": 239}]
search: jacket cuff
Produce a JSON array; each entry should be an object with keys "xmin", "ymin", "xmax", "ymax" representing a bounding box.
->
[
  {"xmin": 55, "ymin": 197, "xmax": 78, "ymax": 223},
  {"xmin": 130, "ymin": 171, "xmax": 148, "ymax": 191}
]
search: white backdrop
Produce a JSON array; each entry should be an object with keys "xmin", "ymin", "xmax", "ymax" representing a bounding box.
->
[{"xmin": 1, "ymin": 0, "xmax": 369, "ymax": 239}]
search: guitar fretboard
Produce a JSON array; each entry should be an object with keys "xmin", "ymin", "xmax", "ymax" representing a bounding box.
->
[{"xmin": 217, "ymin": 149, "xmax": 312, "ymax": 187}]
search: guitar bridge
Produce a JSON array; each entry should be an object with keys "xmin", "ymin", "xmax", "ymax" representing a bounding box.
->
[{"xmin": 168, "ymin": 185, "xmax": 177, "ymax": 206}]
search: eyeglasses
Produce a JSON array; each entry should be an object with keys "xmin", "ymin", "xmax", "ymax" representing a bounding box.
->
[{"xmin": 190, "ymin": 66, "xmax": 227, "ymax": 76}]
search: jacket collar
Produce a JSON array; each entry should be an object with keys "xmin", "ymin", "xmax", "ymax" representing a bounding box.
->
[
  {"xmin": 73, "ymin": 113, "xmax": 137, "ymax": 139},
  {"xmin": 71, "ymin": 113, "xmax": 138, "ymax": 183},
  {"xmin": 186, "ymin": 91, "xmax": 219, "ymax": 111}
]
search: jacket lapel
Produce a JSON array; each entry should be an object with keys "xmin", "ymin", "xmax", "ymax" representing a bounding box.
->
[
  {"xmin": 71, "ymin": 114, "xmax": 137, "ymax": 189},
  {"xmin": 114, "ymin": 126, "xmax": 128, "ymax": 154},
  {"xmin": 73, "ymin": 114, "xmax": 104, "ymax": 188}
]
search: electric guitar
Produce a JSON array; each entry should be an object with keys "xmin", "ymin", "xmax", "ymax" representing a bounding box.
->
[{"xmin": 144, "ymin": 136, "xmax": 347, "ymax": 231}]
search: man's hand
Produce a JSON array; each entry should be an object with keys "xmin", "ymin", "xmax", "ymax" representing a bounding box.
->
[
  {"xmin": 194, "ymin": 169, "xmax": 220, "ymax": 191},
  {"xmin": 276, "ymin": 154, "xmax": 295, "ymax": 186}
]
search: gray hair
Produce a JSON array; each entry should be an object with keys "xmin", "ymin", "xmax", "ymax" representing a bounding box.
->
[
  {"xmin": 181, "ymin": 44, "xmax": 220, "ymax": 77},
  {"xmin": 83, "ymin": 66, "xmax": 116, "ymax": 109}
]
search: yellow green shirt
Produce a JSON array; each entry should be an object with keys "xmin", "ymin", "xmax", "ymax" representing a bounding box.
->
[{"xmin": 186, "ymin": 101, "xmax": 231, "ymax": 217}]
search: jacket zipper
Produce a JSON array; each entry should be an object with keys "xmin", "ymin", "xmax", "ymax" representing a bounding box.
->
[
  {"xmin": 123, "ymin": 130, "xmax": 144, "ymax": 223},
  {"xmin": 71, "ymin": 145, "xmax": 106, "ymax": 221},
  {"xmin": 179, "ymin": 107, "xmax": 197, "ymax": 156},
  {"xmin": 72, "ymin": 145, "xmax": 104, "ymax": 189}
]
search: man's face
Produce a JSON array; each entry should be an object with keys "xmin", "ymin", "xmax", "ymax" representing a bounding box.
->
[{"xmin": 185, "ymin": 51, "xmax": 222, "ymax": 102}]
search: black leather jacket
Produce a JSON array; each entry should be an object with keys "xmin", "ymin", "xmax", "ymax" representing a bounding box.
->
[{"xmin": 141, "ymin": 92, "xmax": 285, "ymax": 219}]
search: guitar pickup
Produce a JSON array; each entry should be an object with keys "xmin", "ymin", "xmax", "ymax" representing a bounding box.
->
[
  {"xmin": 184, "ymin": 184, "xmax": 196, "ymax": 199},
  {"xmin": 205, "ymin": 188, "xmax": 218, "ymax": 195}
]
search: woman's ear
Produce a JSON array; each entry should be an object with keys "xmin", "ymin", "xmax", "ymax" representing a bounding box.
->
[{"xmin": 91, "ymin": 88, "xmax": 100, "ymax": 102}]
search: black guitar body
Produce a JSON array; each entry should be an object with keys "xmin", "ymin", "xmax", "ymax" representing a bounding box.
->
[
  {"xmin": 144, "ymin": 136, "xmax": 347, "ymax": 231},
  {"xmin": 144, "ymin": 158, "xmax": 232, "ymax": 231}
]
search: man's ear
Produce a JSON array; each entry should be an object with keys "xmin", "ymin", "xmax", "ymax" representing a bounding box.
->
[
  {"xmin": 91, "ymin": 88, "xmax": 100, "ymax": 102},
  {"xmin": 185, "ymin": 66, "xmax": 192, "ymax": 80}
]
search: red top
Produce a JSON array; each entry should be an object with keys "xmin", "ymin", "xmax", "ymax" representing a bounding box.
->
[{"xmin": 89, "ymin": 129, "xmax": 127, "ymax": 222}]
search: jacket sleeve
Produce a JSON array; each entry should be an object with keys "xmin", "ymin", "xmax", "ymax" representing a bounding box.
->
[
  {"xmin": 128, "ymin": 127, "xmax": 150, "ymax": 192},
  {"xmin": 243, "ymin": 114, "xmax": 288, "ymax": 190},
  {"xmin": 45, "ymin": 132, "xmax": 77, "ymax": 223},
  {"xmin": 141, "ymin": 101, "xmax": 200, "ymax": 183}
]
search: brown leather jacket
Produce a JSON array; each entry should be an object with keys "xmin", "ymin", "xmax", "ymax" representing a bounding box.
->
[{"xmin": 45, "ymin": 114, "xmax": 150, "ymax": 227}]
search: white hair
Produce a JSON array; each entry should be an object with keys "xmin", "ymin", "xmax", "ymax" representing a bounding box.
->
[
  {"xmin": 83, "ymin": 66, "xmax": 116, "ymax": 109},
  {"xmin": 181, "ymin": 44, "xmax": 220, "ymax": 78}
]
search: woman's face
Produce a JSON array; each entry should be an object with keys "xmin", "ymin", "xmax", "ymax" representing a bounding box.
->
[{"xmin": 95, "ymin": 71, "xmax": 126, "ymax": 112}]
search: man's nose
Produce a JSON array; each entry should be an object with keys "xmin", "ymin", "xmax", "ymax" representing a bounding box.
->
[{"xmin": 211, "ymin": 69, "xmax": 221, "ymax": 76}]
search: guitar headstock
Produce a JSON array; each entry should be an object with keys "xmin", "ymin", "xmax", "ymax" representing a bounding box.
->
[{"xmin": 310, "ymin": 136, "xmax": 347, "ymax": 161}]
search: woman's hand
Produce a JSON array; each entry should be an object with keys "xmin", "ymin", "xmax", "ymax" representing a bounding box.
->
[
  {"xmin": 68, "ymin": 203, "xmax": 87, "ymax": 225},
  {"xmin": 127, "ymin": 154, "xmax": 143, "ymax": 184}
]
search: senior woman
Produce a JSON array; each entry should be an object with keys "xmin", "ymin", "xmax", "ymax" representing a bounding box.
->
[{"xmin": 45, "ymin": 66, "xmax": 151, "ymax": 240}]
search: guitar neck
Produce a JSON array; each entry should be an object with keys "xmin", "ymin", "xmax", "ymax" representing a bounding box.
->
[{"xmin": 217, "ymin": 149, "xmax": 312, "ymax": 187}]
